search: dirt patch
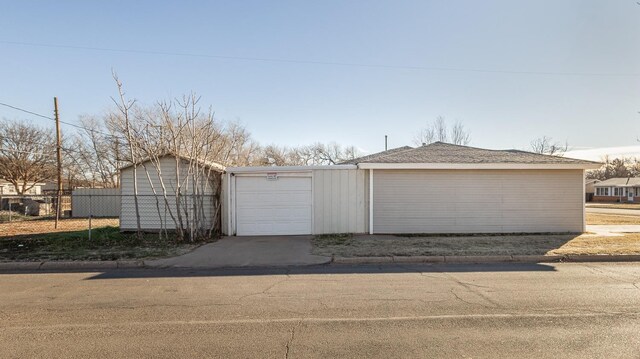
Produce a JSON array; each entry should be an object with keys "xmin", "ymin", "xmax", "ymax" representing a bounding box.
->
[
  {"xmin": 0, "ymin": 218, "xmax": 119, "ymax": 238},
  {"xmin": 312, "ymin": 233, "xmax": 640, "ymax": 257},
  {"xmin": 586, "ymin": 213, "xmax": 640, "ymax": 225}
]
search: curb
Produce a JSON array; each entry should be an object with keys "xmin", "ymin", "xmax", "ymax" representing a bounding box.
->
[
  {"xmin": 1, "ymin": 254, "xmax": 640, "ymax": 271},
  {"xmin": 0, "ymin": 260, "xmax": 146, "ymax": 271},
  {"xmin": 332, "ymin": 254, "xmax": 640, "ymax": 265}
]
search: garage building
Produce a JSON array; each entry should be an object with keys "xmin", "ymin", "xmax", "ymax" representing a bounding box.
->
[{"xmin": 225, "ymin": 142, "xmax": 600, "ymax": 236}]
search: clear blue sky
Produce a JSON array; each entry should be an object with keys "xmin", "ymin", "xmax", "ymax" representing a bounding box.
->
[{"xmin": 1, "ymin": 0, "xmax": 639, "ymax": 154}]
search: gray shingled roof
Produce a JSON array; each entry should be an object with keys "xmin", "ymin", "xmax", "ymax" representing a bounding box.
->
[
  {"xmin": 339, "ymin": 146, "xmax": 413, "ymax": 165},
  {"xmin": 348, "ymin": 142, "xmax": 601, "ymax": 165},
  {"xmin": 595, "ymin": 177, "xmax": 640, "ymax": 187}
]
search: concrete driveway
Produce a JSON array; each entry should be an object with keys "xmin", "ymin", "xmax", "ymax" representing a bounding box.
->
[
  {"xmin": 148, "ymin": 236, "xmax": 331, "ymax": 268},
  {"xmin": 586, "ymin": 224, "xmax": 640, "ymax": 237}
]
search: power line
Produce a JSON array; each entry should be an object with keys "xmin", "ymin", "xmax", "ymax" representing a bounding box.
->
[
  {"xmin": 1, "ymin": 40, "xmax": 639, "ymax": 77},
  {"xmin": 0, "ymin": 101, "xmax": 54, "ymax": 120},
  {"xmin": 0, "ymin": 101, "xmax": 125, "ymax": 140}
]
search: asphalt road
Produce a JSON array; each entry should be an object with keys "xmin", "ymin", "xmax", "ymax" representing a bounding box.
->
[
  {"xmin": 586, "ymin": 207, "xmax": 640, "ymax": 216},
  {"xmin": 1, "ymin": 263, "xmax": 640, "ymax": 358}
]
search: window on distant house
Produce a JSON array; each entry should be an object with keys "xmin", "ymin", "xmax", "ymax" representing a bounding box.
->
[
  {"xmin": 596, "ymin": 187, "xmax": 610, "ymax": 196},
  {"xmin": 614, "ymin": 188, "xmax": 622, "ymax": 196}
]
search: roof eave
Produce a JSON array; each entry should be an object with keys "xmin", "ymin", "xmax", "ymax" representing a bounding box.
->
[
  {"xmin": 226, "ymin": 164, "xmax": 357, "ymax": 173},
  {"xmin": 119, "ymin": 153, "xmax": 225, "ymax": 172},
  {"xmin": 357, "ymin": 162, "xmax": 602, "ymax": 170}
]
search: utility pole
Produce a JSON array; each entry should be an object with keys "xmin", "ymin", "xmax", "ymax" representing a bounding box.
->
[
  {"xmin": 54, "ymin": 97, "xmax": 62, "ymax": 229},
  {"xmin": 385, "ymin": 135, "xmax": 388, "ymax": 151}
]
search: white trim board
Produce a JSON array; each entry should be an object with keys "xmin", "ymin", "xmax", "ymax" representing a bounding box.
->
[
  {"xmin": 357, "ymin": 163, "xmax": 601, "ymax": 170},
  {"xmin": 369, "ymin": 169, "xmax": 373, "ymax": 235}
]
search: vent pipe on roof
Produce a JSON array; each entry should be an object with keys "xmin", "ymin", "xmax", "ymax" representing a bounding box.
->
[{"xmin": 385, "ymin": 135, "xmax": 388, "ymax": 151}]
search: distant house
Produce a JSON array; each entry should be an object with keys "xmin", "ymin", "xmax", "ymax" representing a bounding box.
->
[
  {"xmin": 593, "ymin": 177, "xmax": 640, "ymax": 203},
  {"xmin": 0, "ymin": 180, "xmax": 44, "ymax": 196},
  {"xmin": 0, "ymin": 180, "xmax": 51, "ymax": 215},
  {"xmin": 585, "ymin": 178, "xmax": 600, "ymax": 202}
]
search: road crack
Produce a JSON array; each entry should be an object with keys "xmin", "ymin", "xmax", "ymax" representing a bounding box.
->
[
  {"xmin": 239, "ymin": 277, "xmax": 290, "ymax": 300},
  {"xmin": 442, "ymin": 272, "xmax": 502, "ymax": 309},
  {"xmin": 284, "ymin": 319, "xmax": 302, "ymax": 359}
]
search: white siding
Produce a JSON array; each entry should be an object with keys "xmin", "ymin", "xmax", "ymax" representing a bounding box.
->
[
  {"xmin": 72, "ymin": 188, "xmax": 120, "ymax": 217},
  {"xmin": 372, "ymin": 169, "xmax": 584, "ymax": 234},
  {"xmin": 119, "ymin": 156, "xmax": 220, "ymax": 231},
  {"xmin": 313, "ymin": 169, "xmax": 368, "ymax": 234}
]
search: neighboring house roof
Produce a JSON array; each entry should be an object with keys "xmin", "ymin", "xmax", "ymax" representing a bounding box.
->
[
  {"xmin": 585, "ymin": 178, "xmax": 600, "ymax": 185},
  {"xmin": 119, "ymin": 153, "xmax": 225, "ymax": 172},
  {"xmin": 351, "ymin": 142, "xmax": 601, "ymax": 165},
  {"xmin": 594, "ymin": 177, "xmax": 640, "ymax": 187}
]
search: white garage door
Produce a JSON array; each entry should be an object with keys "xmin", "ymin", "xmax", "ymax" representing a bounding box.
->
[
  {"xmin": 373, "ymin": 169, "xmax": 583, "ymax": 234},
  {"xmin": 235, "ymin": 176, "xmax": 312, "ymax": 235}
]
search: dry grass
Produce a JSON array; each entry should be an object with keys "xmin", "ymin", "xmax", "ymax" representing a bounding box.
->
[
  {"xmin": 0, "ymin": 218, "xmax": 119, "ymax": 238},
  {"xmin": 587, "ymin": 203, "xmax": 640, "ymax": 210},
  {"xmin": 586, "ymin": 213, "xmax": 640, "ymax": 225},
  {"xmin": 312, "ymin": 232, "xmax": 640, "ymax": 257},
  {"xmin": 549, "ymin": 233, "xmax": 640, "ymax": 256},
  {"xmin": 313, "ymin": 234, "xmax": 574, "ymax": 257}
]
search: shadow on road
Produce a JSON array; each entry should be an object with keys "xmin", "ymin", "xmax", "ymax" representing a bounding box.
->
[{"xmin": 0, "ymin": 262, "xmax": 557, "ymax": 279}]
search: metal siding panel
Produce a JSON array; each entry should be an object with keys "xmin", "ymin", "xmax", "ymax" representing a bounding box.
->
[
  {"xmin": 313, "ymin": 170, "xmax": 323, "ymax": 234},
  {"xmin": 373, "ymin": 169, "xmax": 583, "ymax": 234},
  {"xmin": 356, "ymin": 170, "xmax": 365, "ymax": 233},
  {"xmin": 348, "ymin": 170, "xmax": 357, "ymax": 233},
  {"xmin": 323, "ymin": 170, "xmax": 332, "ymax": 234}
]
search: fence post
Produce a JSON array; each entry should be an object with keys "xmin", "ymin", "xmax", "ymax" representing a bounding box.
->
[
  {"xmin": 8, "ymin": 198, "xmax": 11, "ymax": 222},
  {"xmin": 88, "ymin": 194, "xmax": 92, "ymax": 241}
]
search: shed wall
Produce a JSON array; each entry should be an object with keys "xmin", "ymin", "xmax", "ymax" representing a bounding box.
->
[{"xmin": 120, "ymin": 157, "xmax": 220, "ymax": 231}]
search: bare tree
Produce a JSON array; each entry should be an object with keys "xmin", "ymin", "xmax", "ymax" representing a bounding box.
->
[
  {"xmin": 261, "ymin": 145, "xmax": 291, "ymax": 166},
  {"xmin": 0, "ymin": 120, "xmax": 57, "ymax": 194},
  {"xmin": 588, "ymin": 156, "xmax": 634, "ymax": 180},
  {"xmin": 111, "ymin": 72, "xmax": 142, "ymax": 236},
  {"xmin": 434, "ymin": 117, "xmax": 448, "ymax": 142},
  {"xmin": 256, "ymin": 142, "xmax": 360, "ymax": 166},
  {"xmin": 414, "ymin": 116, "xmax": 471, "ymax": 146},
  {"xmin": 530, "ymin": 136, "xmax": 569, "ymax": 156},
  {"xmin": 92, "ymin": 75, "xmax": 362, "ymax": 240},
  {"xmin": 67, "ymin": 116, "xmax": 120, "ymax": 188},
  {"xmin": 450, "ymin": 121, "xmax": 471, "ymax": 146}
]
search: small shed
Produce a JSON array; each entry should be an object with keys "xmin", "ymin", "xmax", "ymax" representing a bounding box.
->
[{"xmin": 119, "ymin": 154, "xmax": 225, "ymax": 234}]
